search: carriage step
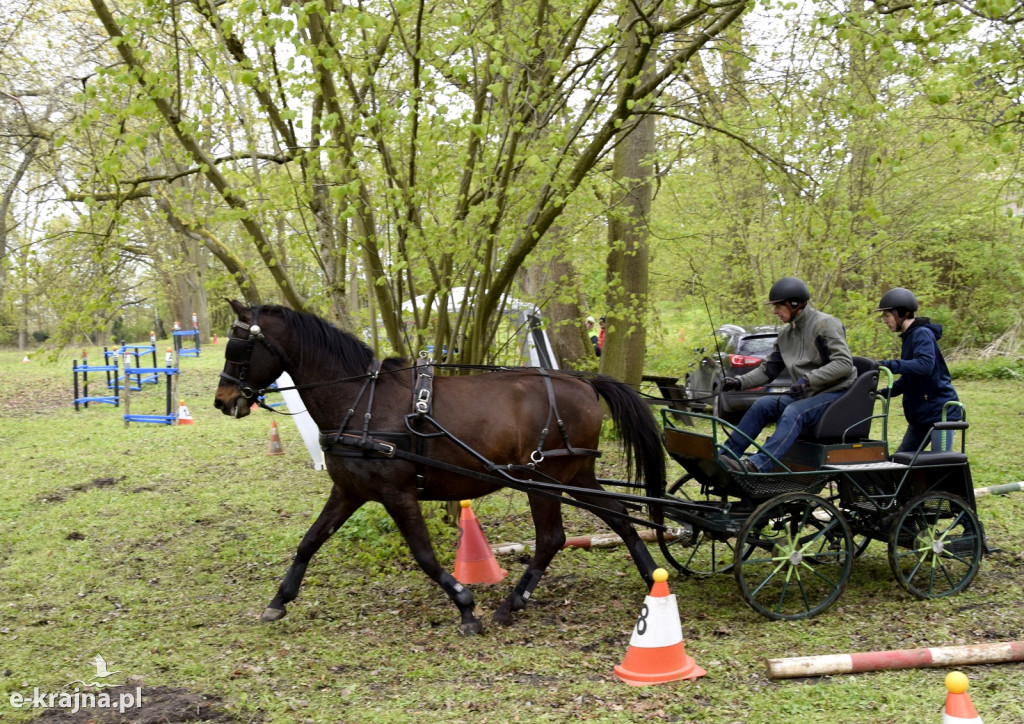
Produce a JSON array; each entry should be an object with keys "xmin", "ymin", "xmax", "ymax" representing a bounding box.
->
[{"xmin": 822, "ymin": 461, "xmax": 908, "ymax": 471}]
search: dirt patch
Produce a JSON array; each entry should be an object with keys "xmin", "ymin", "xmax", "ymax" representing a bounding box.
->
[
  {"xmin": 29, "ymin": 686, "xmax": 248, "ymax": 723},
  {"xmin": 73, "ymin": 477, "xmax": 125, "ymax": 492},
  {"xmin": 0, "ymin": 376, "xmax": 72, "ymax": 417},
  {"xmin": 36, "ymin": 477, "xmax": 126, "ymax": 505}
]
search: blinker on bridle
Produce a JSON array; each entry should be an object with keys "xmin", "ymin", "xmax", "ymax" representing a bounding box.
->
[{"xmin": 220, "ymin": 309, "xmax": 275, "ymax": 401}]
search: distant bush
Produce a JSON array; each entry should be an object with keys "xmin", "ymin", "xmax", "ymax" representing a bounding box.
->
[
  {"xmin": 948, "ymin": 356, "xmax": 1024, "ymax": 381},
  {"xmin": 31, "ymin": 330, "xmax": 50, "ymax": 343}
]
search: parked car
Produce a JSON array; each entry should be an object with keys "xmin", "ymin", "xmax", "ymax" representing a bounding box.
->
[{"xmin": 683, "ymin": 324, "xmax": 793, "ymax": 423}]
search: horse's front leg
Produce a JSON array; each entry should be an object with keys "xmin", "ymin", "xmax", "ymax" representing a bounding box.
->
[
  {"xmin": 493, "ymin": 494, "xmax": 565, "ymax": 626},
  {"xmin": 262, "ymin": 486, "xmax": 363, "ymax": 622},
  {"xmin": 380, "ymin": 495, "xmax": 481, "ymax": 636}
]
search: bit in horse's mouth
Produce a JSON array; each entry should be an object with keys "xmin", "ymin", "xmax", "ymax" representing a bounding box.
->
[{"xmin": 233, "ymin": 397, "xmax": 249, "ymax": 418}]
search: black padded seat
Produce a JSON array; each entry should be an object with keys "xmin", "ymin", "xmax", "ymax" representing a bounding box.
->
[
  {"xmin": 800, "ymin": 357, "xmax": 879, "ymax": 442},
  {"xmin": 890, "ymin": 451, "xmax": 969, "ymax": 466}
]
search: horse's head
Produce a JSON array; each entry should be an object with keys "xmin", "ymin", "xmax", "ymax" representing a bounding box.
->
[{"xmin": 214, "ymin": 300, "xmax": 287, "ymax": 418}]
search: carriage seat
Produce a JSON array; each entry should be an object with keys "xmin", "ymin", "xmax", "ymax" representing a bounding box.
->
[
  {"xmin": 890, "ymin": 450, "xmax": 969, "ymax": 466},
  {"xmin": 890, "ymin": 420, "xmax": 969, "ymax": 466},
  {"xmin": 799, "ymin": 357, "xmax": 879, "ymax": 442}
]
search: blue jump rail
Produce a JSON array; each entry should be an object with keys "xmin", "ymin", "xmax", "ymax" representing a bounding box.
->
[
  {"xmin": 121, "ymin": 366, "xmax": 180, "ymax": 426},
  {"xmin": 123, "ymin": 414, "xmax": 177, "ymax": 425},
  {"xmin": 73, "ymin": 362, "xmax": 121, "ymax": 409},
  {"xmin": 173, "ymin": 329, "xmax": 201, "ymax": 357},
  {"xmin": 119, "ymin": 345, "xmax": 160, "ymax": 384}
]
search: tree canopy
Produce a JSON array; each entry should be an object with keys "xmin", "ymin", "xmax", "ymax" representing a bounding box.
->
[{"xmin": 1, "ymin": 0, "xmax": 1021, "ymax": 369}]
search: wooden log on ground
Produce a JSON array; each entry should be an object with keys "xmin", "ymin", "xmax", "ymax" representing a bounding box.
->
[
  {"xmin": 766, "ymin": 641, "xmax": 1024, "ymax": 680},
  {"xmin": 490, "ymin": 528, "xmax": 675, "ymax": 556}
]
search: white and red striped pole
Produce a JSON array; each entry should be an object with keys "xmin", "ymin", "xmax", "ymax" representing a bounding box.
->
[
  {"xmin": 974, "ymin": 481, "xmax": 1024, "ymax": 498},
  {"xmin": 766, "ymin": 641, "xmax": 1024, "ymax": 679}
]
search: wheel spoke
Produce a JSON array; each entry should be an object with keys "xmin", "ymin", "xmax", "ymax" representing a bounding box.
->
[
  {"xmin": 935, "ymin": 558, "xmax": 958, "ymax": 590},
  {"xmin": 747, "ymin": 555, "xmax": 789, "ymax": 599},
  {"xmin": 800, "ymin": 561, "xmax": 843, "ymax": 589}
]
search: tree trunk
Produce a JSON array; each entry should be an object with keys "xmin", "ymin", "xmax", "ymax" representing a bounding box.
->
[{"xmin": 602, "ymin": 10, "xmax": 656, "ymax": 387}]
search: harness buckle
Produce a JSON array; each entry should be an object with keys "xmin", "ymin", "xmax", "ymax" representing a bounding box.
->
[
  {"xmin": 530, "ymin": 449, "xmax": 545, "ymax": 465},
  {"xmin": 415, "ymin": 389, "xmax": 431, "ymax": 414}
]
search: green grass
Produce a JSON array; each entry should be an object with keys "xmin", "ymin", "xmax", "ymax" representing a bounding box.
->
[{"xmin": 1, "ymin": 346, "xmax": 1023, "ymax": 723}]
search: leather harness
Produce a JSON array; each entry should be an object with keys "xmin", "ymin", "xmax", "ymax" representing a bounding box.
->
[{"xmin": 317, "ymin": 361, "xmax": 601, "ymax": 493}]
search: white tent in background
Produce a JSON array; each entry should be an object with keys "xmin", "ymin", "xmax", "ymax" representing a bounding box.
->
[{"xmin": 398, "ymin": 286, "xmax": 558, "ymax": 370}]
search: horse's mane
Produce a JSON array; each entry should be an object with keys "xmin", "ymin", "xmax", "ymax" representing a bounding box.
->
[{"xmin": 260, "ymin": 304, "xmax": 377, "ymax": 376}]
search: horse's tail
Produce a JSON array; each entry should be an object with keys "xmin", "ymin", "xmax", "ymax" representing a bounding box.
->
[{"xmin": 589, "ymin": 376, "xmax": 666, "ymax": 500}]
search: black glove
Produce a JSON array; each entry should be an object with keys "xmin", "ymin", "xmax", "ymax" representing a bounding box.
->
[
  {"xmin": 720, "ymin": 377, "xmax": 741, "ymax": 392},
  {"xmin": 789, "ymin": 377, "xmax": 810, "ymax": 397}
]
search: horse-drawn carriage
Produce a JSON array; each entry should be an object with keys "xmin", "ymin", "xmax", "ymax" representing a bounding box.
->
[
  {"xmin": 648, "ymin": 359, "xmax": 984, "ymax": 621},
  {"xmin": 215, "ymin": 303, "xmax": 985, "ymax": 631}
]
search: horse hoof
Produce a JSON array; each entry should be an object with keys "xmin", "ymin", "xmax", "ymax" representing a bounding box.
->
[
  {"xmin": 492, "ymin": 610, "xmax": 513, "ymax": 627},
  {"xmin": 458, "ymin": 620, "xmax": 483, "ymax": 636},
  {"xmin": 260, "ymin": 607, "xmax": 287, "ymax": 622}
]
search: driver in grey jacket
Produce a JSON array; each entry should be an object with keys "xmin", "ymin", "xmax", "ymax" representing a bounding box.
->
[{"xmin": 719, "ymin": 277, "xmax": 855, "ymax": 473}]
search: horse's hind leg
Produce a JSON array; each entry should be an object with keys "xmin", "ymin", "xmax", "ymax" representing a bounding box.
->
[
  {"xmin": 262, "ymin": 485, "xmax": 363, "ymax": 623},
  {"xmin": 379, "ymin": 495, "xmax": 481, "ymax": 636},
  {"xmin": 493, "ymin": 494, "xmax": 565, "ymax": 626}
]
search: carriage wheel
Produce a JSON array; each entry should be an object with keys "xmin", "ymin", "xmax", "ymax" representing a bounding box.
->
[
  {"xmin": 734, "ymin": 492, "xmax": 853, "ymax": 621},
  {"xmin": 851, "ymin": 534, "xmax": 872, "ymax": 558},
  {"xmin": 887, "ymin": 493, "xmax": 982, "ymax": 600},
  {"xmin": 659, "ymin": 527, "xmax": 739, "ymax": 578},
  {"xmin": 655, "ymin": 474, "xmax": 742, "ymax": 577},
  {"xmin": 665, "ymin": 472, "xmax": 695, "ymax": 500}
]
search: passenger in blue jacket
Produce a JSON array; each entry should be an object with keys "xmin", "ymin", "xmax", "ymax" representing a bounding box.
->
[{"xmin": 875, "ymin": 288, "xmax": 962, "ymax": 453}]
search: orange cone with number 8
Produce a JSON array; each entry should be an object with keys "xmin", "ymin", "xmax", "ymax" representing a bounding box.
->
[{"xmin": 614, "ymin": 568, "xmax": 706, "ymax": 686}]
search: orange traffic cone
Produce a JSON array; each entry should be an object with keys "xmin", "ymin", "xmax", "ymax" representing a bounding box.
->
[
  {"xmin": 267, "ymin": 420, "xmax": 284, "ymax": 456},
  {"xmin": 454, "ymin": 500, "xmax": 507, "ymax": 584},
  {"xmin": 177, "ymin": 399, "xmax": 194, "ymax": 425},
  {"xmin": 614, "ymin": 568, "xmax": 706, "ymax": 686},
  {"xmin": 943, "ymin": 671, "xmax": 983, "ymax": 723}
]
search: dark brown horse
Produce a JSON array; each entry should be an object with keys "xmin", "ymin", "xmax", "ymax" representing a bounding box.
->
[{"xmin": 214, "ymin": 301, "xmax": 665, "ymax": 634}]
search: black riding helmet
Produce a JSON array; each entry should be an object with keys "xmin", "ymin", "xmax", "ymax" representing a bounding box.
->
[
  {"xmin": 766, "ymin": 276, "xmax": 811, "ymax": 309},
  {"xmin": 875, "ymin": 287, "xmax": 918, "ymax": 317}
]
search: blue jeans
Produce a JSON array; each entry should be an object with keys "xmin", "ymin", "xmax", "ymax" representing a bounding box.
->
[
  {"xmin": 897, "ymin": 407, "xmax": 963, "ymax": 454},
  {"xmin": 722, "ymin": 392, "xmax": 844, "ymax": 472}
]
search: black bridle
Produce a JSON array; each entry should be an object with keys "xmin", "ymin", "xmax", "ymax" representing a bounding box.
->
[
  {"xmin": 218, "ymin": 307, "xmax": 384, "ymax": 414},
  {"xmin": 219, "ymin": 309, "xmax": 282, "ymax": 404}
]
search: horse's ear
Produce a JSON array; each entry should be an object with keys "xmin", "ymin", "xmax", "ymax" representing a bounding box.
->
[{"xmin": 226, "ymin": 299, "xmax": 249, "ymax": 317}]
